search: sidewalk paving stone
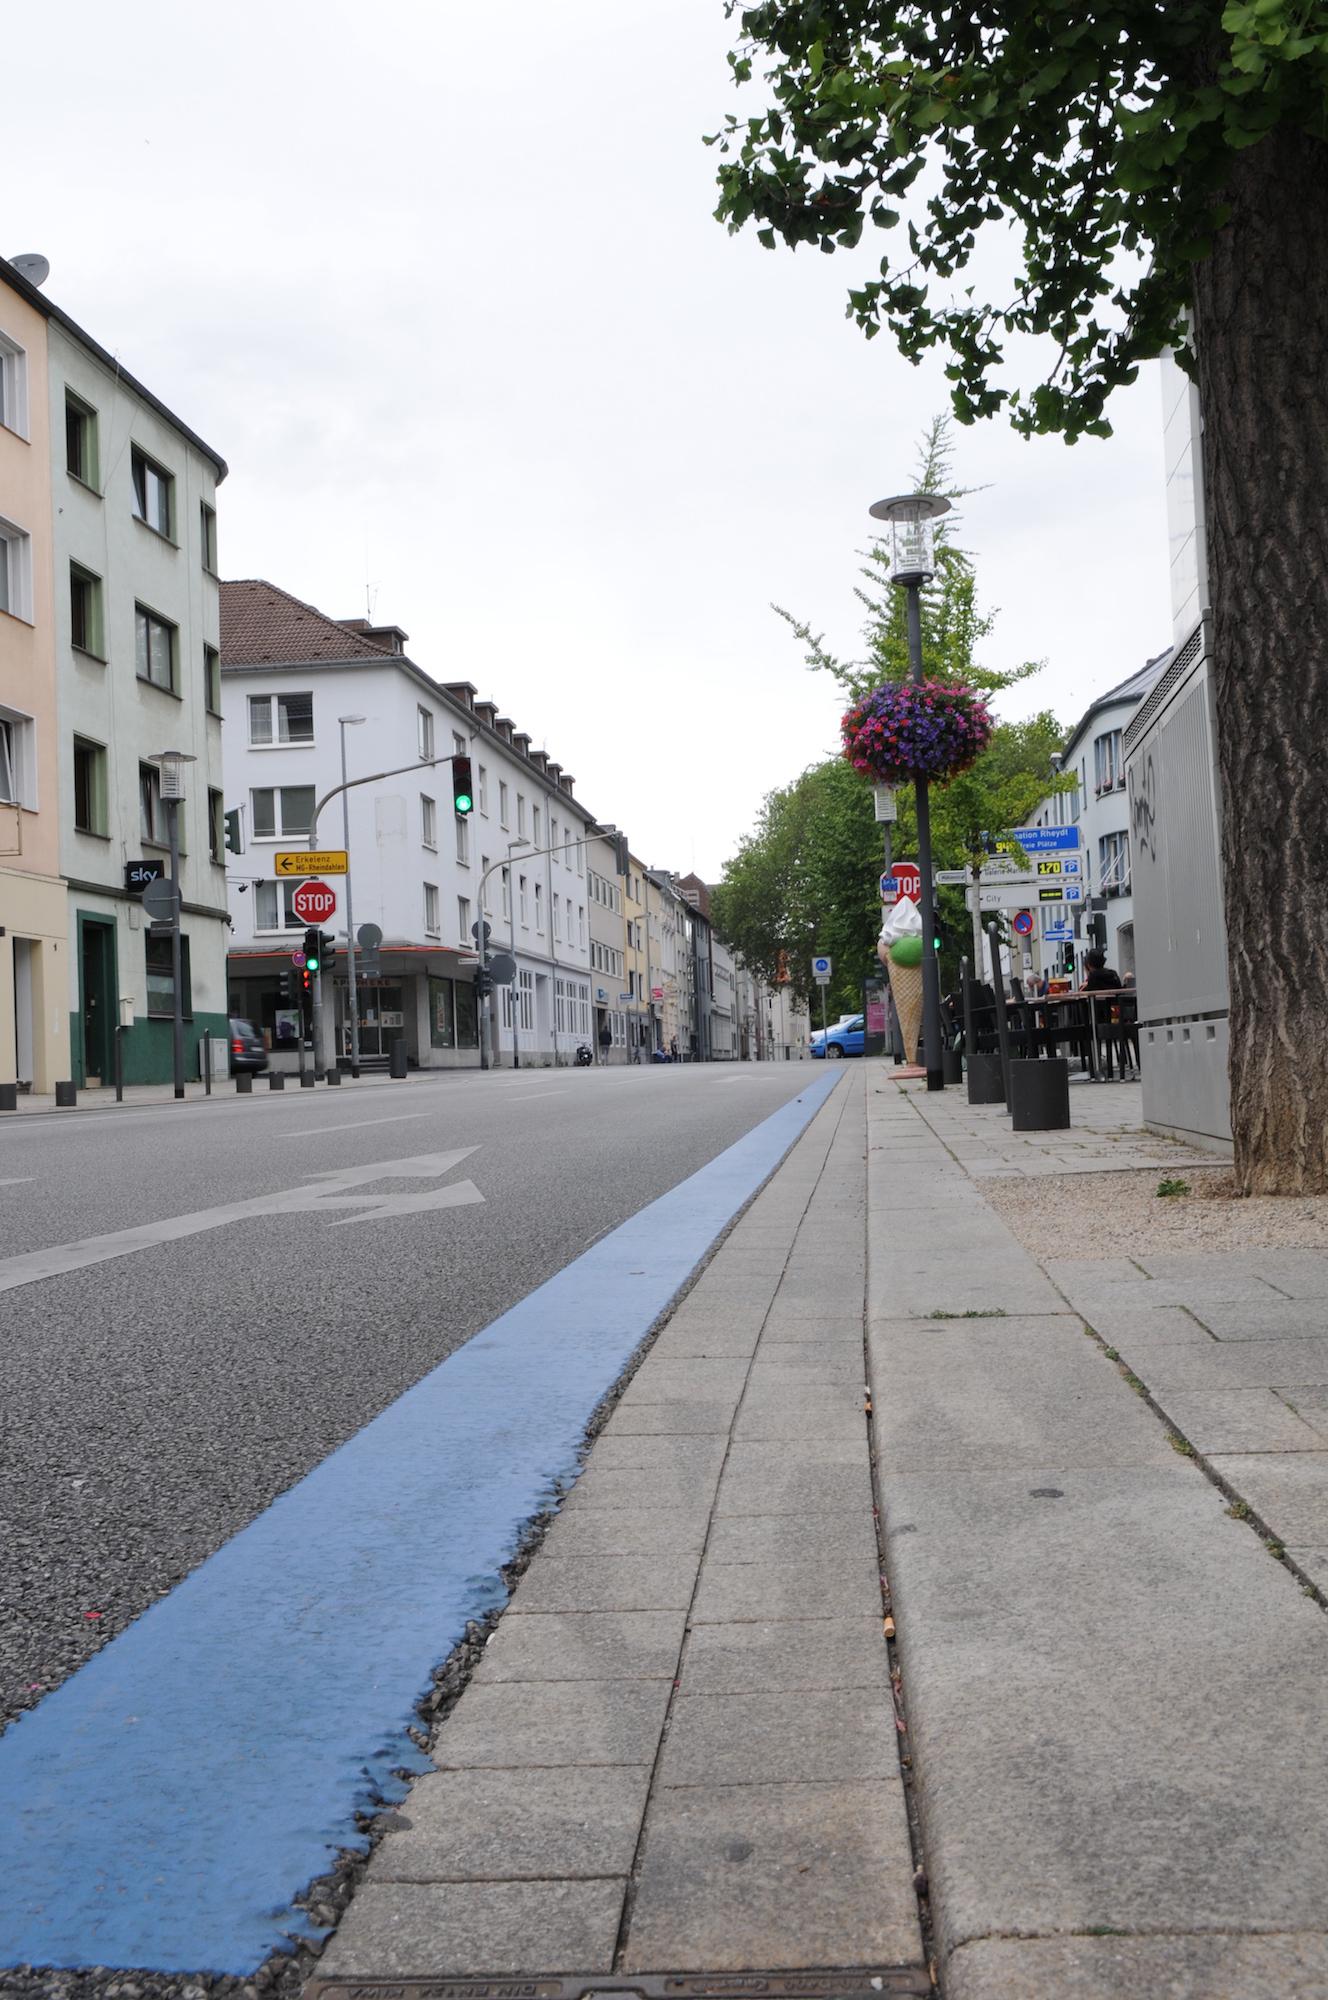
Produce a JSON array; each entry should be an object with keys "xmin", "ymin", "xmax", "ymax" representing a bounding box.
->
[
  {"xmin": 691, "ymin": 1556, "xmax": 881, "ymax": 1623},
  {"xmin": 473, "ymin": 1609, "xmax": 686, "ymax": 1679},
  {"xmin": 1113, "ymin": 1337, "xmax": 1328, "ymax": 1389},
  {"xmin": 1184, "ymin": 1297, "xmax": 1328, "ymax": 1340},
  {"xmin": 716, "ymin": 1438, "xmax": 873, "ymax": 1516},
  {"xmin": 1149, "ymin": 1388, "xmax": 1326, "ymax": 1454},
  {"xmin": 622, "ymin": 1779, "xmax": 919, "ymax": 1973},
  {"xmin": 600, "ymin": 1399, "xmax": 735, "ymax": 1435},
  {"xmin": 658, "ymin": 1686, "xmax": 896, "ymax": 1788},
  {"xmin": 585, "ymin": 1435, "xmax": 728, "ymax": 1474},
  {"xmin": 370, "ymin": 1765, "xmax": 651, "ymax": 1880},
  {"xmin": 679, "ymin": 1617, "xmax": 887, "ymax": 1696},
  {"xmin": 705, "ymin": 1508, "xmax": 879, "ymax": 1567},
  {"xmin": 619, "ymin": 1357, "xmax": 751, "ymax": 1402},
  {"xmin": 1205, "ymin": 1452, "xmax": 1328, "ymax": 1542},
  {"xmin": 503, "ymin": 1558, "xmax": 699, "ymax": 1615},
  {"xmin": 317, "ymin": 1878, "xmax": 625, "ymax": 1978},
  {"xmin": 433, "ymin": 1678, "xmax": 671, "ymax": 1769},
  {"xmin": 563, "ymin": 1464, "xmax": 725, "ymax": 1513},
  {"xmin": 538, "ymin": 1507, "xmax": 711, "ymax": 1559},
  {"xmin": 945, "ymin": 1932, "xmax": 1328, "ymax": 2000}
]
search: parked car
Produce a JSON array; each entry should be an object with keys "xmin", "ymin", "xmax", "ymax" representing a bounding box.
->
[
  {"xmin": 229, "ymin": 1017, "xmax": 269, "ymax": 1074},
  {"xmin": 809, "ymin": 1013, "xmax": 865, "ymax": 1059}
]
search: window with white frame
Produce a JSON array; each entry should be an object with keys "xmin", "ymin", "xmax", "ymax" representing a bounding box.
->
[
  {"xmin": 254, "ymin": 880, "xmax": 304, "ymax": 931},
  {"xmin": 456, "ymin": 813, "xmax": 469, "ymax": 865},
  {"xmin": 139, "ymin": 761, "xmax": 167, "ymax": 844},
  {"xmin": 130, "ymin": 445, "xmax": 174, "ymax": 538},
  {"xmin": 499, "ymin": 779, "xmax": 509, "ymax": 827},
  {"xmin": 532, "ymin": 804, "xmax": 541, "ymax": 847},
  {"xmin": 553, "ymin": 895, "xmax": 562, "ymax": 941},
  {"xmin": 0, "ymin": 710, "xmax": 34, "ymax": 806},
  {"xmin": 204, "ymin": 645, "xmax": 221, "ymax": 714},
  {"xmin": 248, "ymin": 691, "xmax": 313, "ymax": 745},
  {"xmin": 481, "ymin": 855, "xmax": 491, "ymax": 911},
  {"xmin": 501, "ymin": 866, "xmax": 511, "ymax": 922},
  {"xmin": 578, "ymin": 903, "xmax": 585, "ymax": 946},
  {"xmin": 250, "ymin": 784, "xmax": 314, "ymax": 839},
  {"xmin": 0, "ymin": 331, "xmax": 30, "ymax": 439},
  {"xmin": 0, "ymin": 516, "xmax": 33, "ymax": 622},
  {"xmin": 517, "ymin": 793, "xmax": 527, "ymax": 838},
  {"xmin": 65, "ymin": 391, "xmax": 99, "ymax": 486},
  {"xmin": 563, "ymin": 826, "xmax": 572, "ymax": 866},
  {"xmin": 421, "ymin": 794, "xmax": 437, "ymax": 848},
  {"xmin": 518, "ymin": 873, "xmax": 529, "ymax": 926},
  {"xmin": 1093, "ymin": 728, "xmax": 1124, "ymax": 794},
  {"xmin": 478, "ymin": 764, "xmax": 488, "ymax": 814},
  {"xmin": 424, "ymin": 882, "xmax": 441, "ymax": 934},
  {"xmin": 200, "ymin": 502, "xmax": 218, "ymax": 573},
  {"xmin": 418, "ymin": 706, "xmax": 435, "ymax": 761},
  {"xmin": 73, "ymin": 737, "xmax": 109, "ymax": 836},
  {"xmin": 458, "ymin": 895, "xmax": 471, "ymax": 944},
  {"xmin": 1098, "ymin": 830, "xmax": 1131, "ymax": 898},
  {"xmin": 550, "ymin": 814, "xmax": 558, "ymax": 856},
  {"xmin": 518, "ymin": 968, "xmax": 534, "ymax": 1031},
  {"xmin": 576, "ymin": 842, "xmax": 584, "ymax": 877},
  {"xmin": 452, "ymin": 730, "xmax": 467, "ymax": 760},
  {"xmin": 135, "ymin": 604, "xmax": 177, "ymax": 692},
  {"xmin": 534, "ymin": 881, "xmax": 543, "ymax": 932}
]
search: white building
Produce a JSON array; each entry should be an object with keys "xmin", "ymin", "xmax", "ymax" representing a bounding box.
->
[
  {"xmin": 220, "ymin": 580, "xmax": 596, "ymax": 1068},
  {"xmin": 46, "ymin": 306, "xmax": 229, "ymax": 1087},
  {"xmin": 710, "ymin": 931, "xmax": 737, "ymax": 1059},
  {"xmin": 1029, "ymin": 652, "xmax": 1170, "ymax": 979}
]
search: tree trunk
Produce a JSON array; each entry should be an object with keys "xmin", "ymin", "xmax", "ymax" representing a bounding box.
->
[{"xmin": 1192, "ymin": 123, "xmax": 1328, "ymax": 1195}]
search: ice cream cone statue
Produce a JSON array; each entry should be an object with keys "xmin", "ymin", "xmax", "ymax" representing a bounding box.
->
[{"xmin": 878, "ymin": 897, "xmax": 926, "ymax": 1065}]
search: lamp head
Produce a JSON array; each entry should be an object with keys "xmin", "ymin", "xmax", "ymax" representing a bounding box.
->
[{"xmin": 868, "ymin": 492, "xmax": 951, "ymax": 585}]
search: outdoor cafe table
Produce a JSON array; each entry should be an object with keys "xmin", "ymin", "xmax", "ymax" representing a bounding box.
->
[{"xmin": 1021, "ymin": 990, "xmax": 1139, "ymax": 1080}]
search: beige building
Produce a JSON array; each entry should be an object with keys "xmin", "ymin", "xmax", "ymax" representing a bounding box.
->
[{"xmin": 0, "ymin": 263, "xmax": 68, "ymax": 1095}]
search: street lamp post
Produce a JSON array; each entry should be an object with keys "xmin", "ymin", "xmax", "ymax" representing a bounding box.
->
[
  {"xmin": 154, "ymin": 750, "xmax": 196, "ymax": 1100},
  {"xmin": 868, "ymin": 491, "xmax": 952, "ymax": 1092},
  {"xmin": 339, "ymin": 716, "xmax": 366, "ymax": 1076}
]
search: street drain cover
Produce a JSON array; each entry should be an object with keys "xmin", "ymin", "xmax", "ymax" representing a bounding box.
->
[{"xmin": 305, "ymin": 1968, "xmax": 932, "ymax": 2000}]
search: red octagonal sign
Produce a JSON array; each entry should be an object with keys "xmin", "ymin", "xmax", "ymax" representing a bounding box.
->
[{"xmin": 291, "ymin": 878, "xmax": 337, "ymax": 924}]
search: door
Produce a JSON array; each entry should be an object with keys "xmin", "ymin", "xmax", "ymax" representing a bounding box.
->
[
  {"xmin": 357, "ymin": 981, "xmax": 404, "ymax": 1060},
  {"xmin": 80, "ymin": 919, "xmax": 115, "ymax": 1086}
]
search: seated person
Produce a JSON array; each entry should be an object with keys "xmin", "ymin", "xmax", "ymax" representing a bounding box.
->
[{"xmin": 1079, "ymin": 948, "xmax": 1123, "ymax": 994}]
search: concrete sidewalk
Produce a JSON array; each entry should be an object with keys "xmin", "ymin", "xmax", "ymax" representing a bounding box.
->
[{"xmin": 305, "ymin": 1063, "xmax": 1328, "ymax": 1999}]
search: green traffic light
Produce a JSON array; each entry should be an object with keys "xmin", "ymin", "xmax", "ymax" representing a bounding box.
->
[
  {"xmin": 307, "ymin": 954, "xmax": 319, "ymax": 972},
  {"xmin": 455, "ymin": 793, "xmax": 473, "ymax": 814}
]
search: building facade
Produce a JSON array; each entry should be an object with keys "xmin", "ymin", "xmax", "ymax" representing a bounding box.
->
[
  {"xmin": 221, "ymin": 581, "xmax": 596, "ymax": 1069},
  {"xmin": 0, "ymin": 262, "xmax": 66, "ymax": 1094}
]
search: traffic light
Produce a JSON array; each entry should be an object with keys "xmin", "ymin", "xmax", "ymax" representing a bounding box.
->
[
  {"xmin": 614, "ymin": 831, "xmax": 630, "ymax": 875},
  {"xmin": 474, "ymin": 968, "xmax": 493, "ymax": 999},
  {"xmin": 278, "ymin": 971, "xmax": 292, "ymax": 1003},
  {"xmin": 452, "ymin": 755, "xmax": 474, "ymax": 816},
  {"xmin": 319, "ymin": 929, "xmax": 336, "ymax": 967},
  {"xmin": 224, "ymin": 808, "xmax": 243, "ymax": 855},
  {"xmin": 303, "ymin": 926, "xmax": 322, "ymax": 972}
]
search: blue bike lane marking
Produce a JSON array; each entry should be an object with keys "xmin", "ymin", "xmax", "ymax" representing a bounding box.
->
[{"xmin": 0, "ymin": 1069, "xmax": 841, "ymax": 1975}]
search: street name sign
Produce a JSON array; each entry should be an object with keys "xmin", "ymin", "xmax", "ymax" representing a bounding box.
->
[
  {"xmin": 291, "ymin": 879, "xmax": 337, "ymax": 923},
  {"xmin": 935, "ymin": 868, "xmax": 971, "ymax": 886},
  {"xmin": 275, "ymin": 850, "xmax": 349, "ymax": 877}
]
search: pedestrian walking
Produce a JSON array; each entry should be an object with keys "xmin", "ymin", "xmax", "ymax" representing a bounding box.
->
[{"xmin": 597, "ymin": 1020, "xmax": 612, "ymax": 1064}]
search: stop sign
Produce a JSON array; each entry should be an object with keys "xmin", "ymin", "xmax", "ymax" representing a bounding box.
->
[
  {"xmin": 291, "ymin": 878, "xmax": 337, "ymax": 923},
  {"xmin": 892, "ymin": 860, "xmax": 921, "ymax": 904}
]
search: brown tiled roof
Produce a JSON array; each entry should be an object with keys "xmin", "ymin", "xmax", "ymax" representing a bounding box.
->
[{"xmin": 220, "ymin": 579, "xmax": 395, "ymax": 665}]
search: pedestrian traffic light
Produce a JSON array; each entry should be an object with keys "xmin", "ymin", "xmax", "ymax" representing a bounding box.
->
[
  {"xmin": 303, "ymin": 926, "xmax": 322, "ymax": 972},
  {"xmin": 224, "ymin": 807, "xmax": 243, "ymax": 855},
  {"xmin": 278, "ymin": 971, "xmax": 292, "ymax": 1002},
  {"xmin": 452, "ymin": 755, "xmax": 474, "ymax": 816}
]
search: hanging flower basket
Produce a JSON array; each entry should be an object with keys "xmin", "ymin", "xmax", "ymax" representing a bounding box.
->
[{"xmin": 841, "ymin": 679, "xmax": 994, "ymax": 786}]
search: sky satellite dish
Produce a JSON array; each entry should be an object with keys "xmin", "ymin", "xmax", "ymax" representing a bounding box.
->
[{"xmin": 10, "ymin": 254, "xmax": 50, "ymax": 288}]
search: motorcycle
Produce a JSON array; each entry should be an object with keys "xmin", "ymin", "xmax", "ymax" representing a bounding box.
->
[{"xmin": 574, "ymin": 1043, "xmax": 594, "ymax": 1067}]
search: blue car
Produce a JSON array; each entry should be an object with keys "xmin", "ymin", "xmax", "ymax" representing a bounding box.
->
[{"xmin": 810, "ymin": 1013, "xmax": 865, "ymax": 1059}]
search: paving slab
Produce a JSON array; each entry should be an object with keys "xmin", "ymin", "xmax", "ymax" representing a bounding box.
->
[
  {"xmin": 716, "ymin": 1438, "xmax": 873, "ymax": 1516},
  {"xmin": 504, "ymin": 1556, "xmax": 698, "ymax": 1616},
  {"xmin": 619, "ymin": 1357, "xmax": 751, "ymax": 1402},
  {"xmin": 705, "ymin": 1507, "xmax": 879, "ymax": 1567},
  {"xmin": 562, "ymin": 1464, "xmax": 724, "ymax": 1513},
  {"xmin": 750, "ymin": 1347, "xmax": 867, "ymax": 1381},
  {"xmin": 474, "ymin": 1609, "xmax": 686, "ymax": 1679},
  {"xmin": 733, "ymin": 1393, "xmax": 865, "ymax": 1442},
  {"xmin": 1187, "ymin": 1297, "xmax": 1328, "ymax": 1340},
  {"xmin": 691, "ymin": 1556, "xmax": 881, "ymax": 1623},
  {"xmin": 1112, "ymin": 1336, "xmax": 1328, "ymax": 1389},
  {"xmin": 1058, "ymin": 1303, "xmax": 1215, "ymax": 1343},
  {"xmin": 433, "ymin": 1677, "xmax": 670, "ymax": 1769},
  {"xmin": 658, "ymin": 1686, "xmax": 897, "ymax": 1788},
  {"xmin": 1287, "ymin": 1546, "xmax": 1328, "ymax": 1591},
  {"xmin": 1152, "ymin": 1388, "xmax": 1326, "ymax": 1454},
  {"xmin": 945, "ymin": 1931, "xmax": 1328, "ymax": 2000},
  {"xmin": 586, "ymin": 1434, "xmax": 728, "ymax": 1475},
  {"xmin": 369, "ymin": 1764, "xmax": 652, "ymax": 1880},
  {"xmin": 1206, "ymin": 1452, "xmax": 1328, "ymax": 1543},
  {"xmin": 317, "ymin": 1878, "xmax": 625, "ymax": 1977},
  {"xmin": 679, "ymin": 1616, "xmax": 888, "ymax": 1696},
  {"xmin": 598, "ymin": 1399, "xmax": 735, "ymax": 1435},
  {"xmin": 538, "ymin": 1507, "xmax": 711, "ymax": 1558},
  {"xmin": 622, "ymin": 1780, "xmax": 921, "ymax": 1973}
]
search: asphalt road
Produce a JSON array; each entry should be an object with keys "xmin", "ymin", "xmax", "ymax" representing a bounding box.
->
[{"xmin": 0, "ymin": 1061, "xmax": 822, "ymax": 1732}]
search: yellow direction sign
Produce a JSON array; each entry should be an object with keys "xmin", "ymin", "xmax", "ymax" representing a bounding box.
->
[{"xmin": 275, "ymin": 850, "xmax": 348, "ymax": 877}]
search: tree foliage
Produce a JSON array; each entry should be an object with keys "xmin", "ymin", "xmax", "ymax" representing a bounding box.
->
[{"xmin": 709, "ymin": 0, "xmax": 1328, "ymax": 437}]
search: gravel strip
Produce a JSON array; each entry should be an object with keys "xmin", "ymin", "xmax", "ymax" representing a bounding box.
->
[{"xmin": 984, "ymin": 1166, "xmax": 1328, "ymax": 1260}]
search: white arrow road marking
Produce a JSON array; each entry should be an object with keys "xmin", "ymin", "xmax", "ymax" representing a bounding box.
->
[{"xmin": 0, "ymin": 1150, "xmax": 482, "ymax": 1295}]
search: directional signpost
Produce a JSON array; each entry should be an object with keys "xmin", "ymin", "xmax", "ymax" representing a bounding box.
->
[{"xmin": 275, "ymin": 850, "xmax": 348, "ymax": 877}]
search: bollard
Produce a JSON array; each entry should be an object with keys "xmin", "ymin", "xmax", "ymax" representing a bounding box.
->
[
  {"xmin": 941, "ymin": 1043, "xmax": 963, "ymax": 1087},
  {"xmin": 389, "ymin": 1037, "xmax": 408, "ymax": 1079},
  {"xmin": 202, "ymin": 1032, "xmax": 212, "ymax": 1097},
  {"xmin": 0, "ymin": 1083, "xmax": 16, "ymax": 1112},
  {"xmin": 55, "ymin": 1081, "xmax": 77, "ymax": 1108},
  {"xmin": 235, "ymin": 1072, "xmax": 253, "ymax": 1094},
  {"xmin": 300, "ymin": 1070, "xmax": 317, "ymax": 1088},
  {"xmin": 268, "ymin": 1073, "xmax": 285, "ymax": 1090},
  {"xmin": 325, "ymin": 1068, "xmax": 342, "ymax": 1085},
  {"xmin": 967, "ymin": 1051, "xmax": 1006, "ymax": 1105},
  {"xmin": 1009, "ymin": 1057, "xmax": 1071, "ymax": 1132}
]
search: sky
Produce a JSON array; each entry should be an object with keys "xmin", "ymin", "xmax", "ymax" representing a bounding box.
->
[{"xmin": 10, "ymin": 0, "xmax": 1172, "ymax": 881}]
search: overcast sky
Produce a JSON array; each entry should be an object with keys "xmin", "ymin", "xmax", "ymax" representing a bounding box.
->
[{"xmin": 12, "ymin": 0, "xmax": 1172, "ymax": 880}]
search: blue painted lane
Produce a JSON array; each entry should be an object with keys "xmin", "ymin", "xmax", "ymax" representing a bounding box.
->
[{"xmin": 0, "ymin": 1069, "xmax": 841, "ymax": 1975}]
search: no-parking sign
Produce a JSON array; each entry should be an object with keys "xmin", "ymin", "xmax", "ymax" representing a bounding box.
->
[{"xmin": 1012, "ymin": 909, "xmax": 1035, "ymax": 937}]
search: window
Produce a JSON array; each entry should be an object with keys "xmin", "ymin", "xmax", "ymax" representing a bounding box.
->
[
  {"xmin": 418, "ymin": 706, "xmax": 435, "ymax": 761},
  {"xmin": 533, "ymin": 805, "xmax": 541, "ymax": 847},
  {"xmin": 452, "ymin": 730, "xmax": 467, "ymax": 760},
  {"xmin": 517, "ymin": 793, "xmax": 527, "ymax": 838},
  {"xmin": 478, "ymin": 763, "xmax": 488, "ymax": 814},
  {"xmin": 66, "ymin": 392, "xmax": 98, "ymax": 486},
  {"xmin": 550, "ymin": 814, "xmax": 558, "ymax": 856},
  {"xmin": 130, "ymin": 446, "xmax": 174, "ymax": 538},
  {"xmin": 0, "ymin": 516, "xmax": 33, "ymax": 621},
  {"xmin": 139, "ymin": 761, "xmax": 167, "ymax": 844},
  {"xmin": 0, "ymin": 708, "xmax": 33, "ymax": 808},
  {"xmin": 0, "ymin": 717, "xmax": 15, "ymax": 805},
  {"xmin": 499, "ymin": 780, "xmax": 509, "ymax": 828},
  {"xmin": 254, "ymin": 880, "xmax": 304, "ymax": 931},
  {"xmin": 204, "ymin": 645, "xmax": 221, "ymax": 715},
  {"xmin": 578, "ymin": 904, "xmax": 586, "ymax": 947},
  {"xmin": 421, "ymin": 794, "xmax": 437, "ymax": 849},
  {"xmin": 73, "ymin": 738, "xmax": 108, "ymax": 836},
  {"xmin": 1099, "ymin": 830, "xmax": 1132, "ymax": 897},
  {"xmin": 518, "ymin": 968, "xmax": 534, "ymax": 1032},
  {"xmin": 135, "ymin": 604, "xmax": 177, "ymax": 692},
  {"xmin": 250, "ymin": 784, "xmax": 314, "ymax": 839},
  {"xmin": 576, "ymin": 842, "xmax": 584, "ymax": 877},
  {"xmin": 501, "ymin": 867, "xmax": 511, "ymax": 923},
  {"xmin": 0, "ymin": 331, "xmax": 29, "ymax": 438},
  {"xmin": 66, "ymin": 564, "xmax": 104, "ymax": 657},
  {"xmin": 481, "ymin": 854, "xmax": 491, "ymax": 911},
  {"xmin": 146, "ymin": 933, "xmax": 192, "ymax": 1018},
  {"xmin": 458, "ymin": 896, "xmax": 471, "ymax": 944},
  {"xmin": 200, "ymin": 502, "xmax": 218, "ymax": 573},
  {"xmin": 248, "ymin": 691, "xmax": 313, "ymax": 744},
  {"xmin": 207, "ymin": 787, "xmax": 224, "ymax": 863},
  {"xmin": 534, "ymin": 881, "xmax": 543, "ymax": 932},
  {"xmin": 563, "ymin": 827, "xmax": 572, "ymax": 866},
  {"xmin": 519, "ymin": 874, "xmax": 529, "ymax": 926},
  {"xmin": 456, "ymin": 813, "xmax": 469, "ymax": 865},
  {"xmin": 554, "ymin": 895, "xmax": 562, "ymax": 941},
  {"xmin": 1094, "ymin": 729, "xmax": 1124, "ymax": 794},
  {"xmin": 424, "ymin": 882, "xmax": 440, "ymax": 935}
]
